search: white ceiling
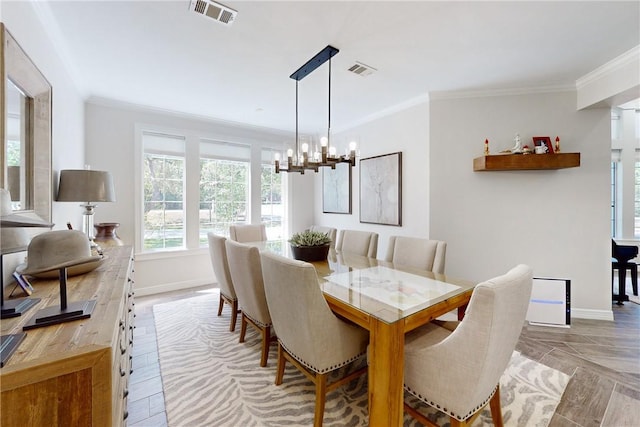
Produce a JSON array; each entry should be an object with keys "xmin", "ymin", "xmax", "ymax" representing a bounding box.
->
[{"xmin": 36, "ymin": 0, "xmax": 640, "ymax": 133}]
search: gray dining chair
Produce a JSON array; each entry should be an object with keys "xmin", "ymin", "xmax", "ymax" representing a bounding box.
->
[
  {"xmin": 207, "ymin": 232, "xmax": 239, "ymax": 332},
  {"xmin": 403, "ymin": 264, "xmax": 533, "ymax": 427},
  {"xmin": 308, "ymin": 225, "xmax": 337, "ymax": 249},
  {"xmin": 335, "ymin": 229, "xmax": 378, "ymax": 258},
  {"xmin": 225, "ymin": 239, "xmax": 275, "ymax": 367},
  {"xmin": 229, "ymin": 223, "xmax": 267, "ymax": 243},
  {"xmin": 384, "ymin": 236, "xmax": 447, "ymax": 274},
  {"xmin": 260, "ymin": 251, "xmax": 369, "ymax": 427}
]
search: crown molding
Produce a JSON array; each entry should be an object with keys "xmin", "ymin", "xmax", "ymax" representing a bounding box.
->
[{"xmin": 576, "ymin": 45, "xmax": 640, "ymax": 90}]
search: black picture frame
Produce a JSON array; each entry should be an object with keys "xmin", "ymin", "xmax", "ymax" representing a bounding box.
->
[
  {"xmin": 359, "ymin": 152, "xmax": 402, "ymax": 226},
  {"xmin": 322, "ymin": 162, "xmax": 352, "ymax": 214},
  {"xmin": 12, "ymin": 272, "xmax": 33, "ymax": 296}
]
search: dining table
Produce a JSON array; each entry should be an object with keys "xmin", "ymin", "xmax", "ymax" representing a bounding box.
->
[{"xmin": 246, "ymin": 240, "xmax": 476, "ymax": 427}]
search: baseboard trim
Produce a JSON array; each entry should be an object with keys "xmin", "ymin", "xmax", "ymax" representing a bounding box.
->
[
  {"xmin": 571, "ymin": 308, "xmax": 614, "ymax": 321},
  {"xmin": 135, "ymin": 279, "xmax": 212, "ymax": 297}
]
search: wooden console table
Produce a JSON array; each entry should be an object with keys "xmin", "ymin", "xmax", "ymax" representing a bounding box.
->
[{"xmin": 0, "ymin": 246, "xmax": 135, "ymax": 426}]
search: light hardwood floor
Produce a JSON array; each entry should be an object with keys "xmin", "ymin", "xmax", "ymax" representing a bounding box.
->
[{"xmin": 127, "ymin": 283, "xmax": 640, "ymax": 426}]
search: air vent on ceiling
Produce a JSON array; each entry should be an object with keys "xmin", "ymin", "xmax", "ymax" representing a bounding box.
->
[
  {"xmin": 189, "ymin": 0, "xmax": 237, "ymax": 26},
  {"xmin": 347, "ymin": 61, "xmax": 377, "ymax": 77}
]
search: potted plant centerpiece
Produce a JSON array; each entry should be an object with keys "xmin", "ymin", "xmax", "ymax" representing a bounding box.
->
[{"xmin": 288, "ymin": 230, "xmax": 332, "ymax": 262}]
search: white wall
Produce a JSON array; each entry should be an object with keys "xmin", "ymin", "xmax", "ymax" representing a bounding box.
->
[
  {"xmin": 312, "ymin": 102, "xmax": 430, "ymax": 258},
  {"xmin": 430, "ymin": 90, "xmax": 612, "ymax": 320},
  {"xmin": 2, "ymin": 4, "xmax": 85, "ymax": 284},
  {"xmin": 85, "ymin": 100, "xmax": 311, "ymax": 295}
]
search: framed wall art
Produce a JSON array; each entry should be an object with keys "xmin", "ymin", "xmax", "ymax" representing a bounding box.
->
[
  {"xmin": 323, "ymin": 161, "xmax": 352, "ymax": 214},
  {"xmin": 360, "ymin": 152, "xmax": 402, "ymax": 226}
]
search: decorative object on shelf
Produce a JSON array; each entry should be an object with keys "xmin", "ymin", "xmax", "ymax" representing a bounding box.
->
[
  {"xmin": 56, "ymin": 167, "xmax": 116, "ymax": 244},
  {"xmin": 18, "ymin": 230, "xmax": 100, "ymax": 330},
  {"xmin": 274, "ymin": 45, "xmax": 357, "ymax": 175},
  {"xmin": 360, "ymin": 152, "xmax": 402, "ymax": 226},
  {"xmin": 555, "ymin": 136, "xmax": 561, "ymax": 152},
  {"xmin": 522, "ymin": 145, "xmax": 532, "ymax": 154},
  {"xmin": 94, "ymin": 222, "xmax": 124, "ymax": 247},
  {"xmin": 532, "ymin": 136, "xmax": 554, "ymax": 154},
  {"xmin": 323, "ymin": 162, "xmax": 352, "ymax": 214},
  {"xmin": 484, "ymin": 139, "xmax": 489, "ymax": 155},
  {"xmin": 288, "ymin": 230, "xmax": 332, "ymax": 262},
  {"xmin": 510, "ymin": 133, "xmax": 523, "ymax": 154}
]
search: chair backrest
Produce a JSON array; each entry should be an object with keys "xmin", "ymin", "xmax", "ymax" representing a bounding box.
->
[
  {"xmin": 207, "ymin": 233, "xmax": 236, "ymax": 300},
  {"xmin": 308, "ymin": 225, "xmax": 337, "ymax": 248},
  {"xmin": 225, "ymin": 239, "xmax": 271, "ymax": 326},
  {"xmin": 335, "ymin": 229, "xmax": 378, "ymax": 258},
  {"xmin": 431, "ymin": 264, "xmax": 533, "ymax": 414},
  {"xmin": 229, "ymin": 223, "xmax": 267, "ymax": 243},
  {"xmin": 384, "ymin": 236, "xmax": 446, "ymax": 274},
  {"xmin": 260, "ymin": 251, "xmax": 367, "ymax": 372}
]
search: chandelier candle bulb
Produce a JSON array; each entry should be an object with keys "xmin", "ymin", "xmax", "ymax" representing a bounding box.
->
[{"xmin": 329, "ymin": 146, "xmax": 337, "ymax": 157}]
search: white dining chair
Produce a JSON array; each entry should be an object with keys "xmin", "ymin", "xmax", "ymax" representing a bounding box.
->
[
  {"xmin": 229, "ymin": 223, "xmax": 267, "ymax": 243},
  {"xmin": 384, "ymin": 236, "xmax": 447, "ymax": 274},
  {"xmin": 207, "ymin": 233, "xmax": 239, "ymax": 332},
  {"xmin": 260, "ymin": 251, "xmax": 369, "ymax": 427},
  {"xmin": 335, "ymin": 229, "xmax": 378, "ymax": 258},
  {"xmin": 225, "ymin": 239, "xmax": 275, "ymax": 367},
  {"xmin": 403, "ymin": 264, "xmax": 533, "ymax": 427}
]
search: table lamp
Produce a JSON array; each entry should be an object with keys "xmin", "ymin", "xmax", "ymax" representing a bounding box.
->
[{"xmin": 56, "ymin": 169, "xmax": 116, "ymax": 242}]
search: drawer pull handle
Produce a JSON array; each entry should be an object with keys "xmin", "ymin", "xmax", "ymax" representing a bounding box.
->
[
  {"xmin": 123, "ymin": 388, "xmax": 129, "ymax": 398},
  {"xmin": 123, "ymin": 411, "xmax": 129, "ymax": 420},
  {"xmin": 120, "ymin": 368, "xmax": 126, "ymax": 377}
]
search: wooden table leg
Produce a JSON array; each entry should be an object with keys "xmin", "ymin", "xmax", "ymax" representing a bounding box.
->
[{"xmin": 368, "ymin": 318, "xmax": 404, "ymax": 427}]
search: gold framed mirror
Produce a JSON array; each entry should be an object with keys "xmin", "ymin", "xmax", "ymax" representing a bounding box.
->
[{"xmin": 0, "ymin": 22, "xmax": 52, "ymax": 223}]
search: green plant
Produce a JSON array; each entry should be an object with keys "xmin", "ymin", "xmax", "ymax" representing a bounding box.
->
[{"xmin": 288, "ymin": 230, "xmax": 332, "ymax": 247}]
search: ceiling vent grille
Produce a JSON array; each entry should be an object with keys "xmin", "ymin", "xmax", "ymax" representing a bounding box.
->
[
  {"xmin": 189, "ymin": 0, "xmax": 237, "ymax": 26},
  {"xmin": 347, "ymin": 61, "xmax": 376, "ymax": 77}
]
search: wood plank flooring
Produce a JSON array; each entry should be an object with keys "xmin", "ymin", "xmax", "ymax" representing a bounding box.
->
[{"xmin": 127, "ymin": 284, "xmax": 640, "ymax": 426}]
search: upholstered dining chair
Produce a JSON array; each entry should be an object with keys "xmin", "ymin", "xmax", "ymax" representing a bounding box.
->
[
  {"xmin": 260, "ymin": 251, "xmax": 369, "ymax": 427},
  {"xmin": 229, "ymin": 223, "xmax": 267, "ymax": 243},
  {"xmin": 335, "ymin": 229, "xmax": 378, "ymax": 258},
  {"xmin": 308, "ymin": 225, "xmax": 337, "ymax": 248},
  {"xmin": 225, "ymin": 239, "xmax": 275, "ymax": 367},
  {"xmin": 403, "ymin": 264, "xmax": 533, "ymax": 427},
  {"xmin": 384, "ymin": 236, "xmax": 447, "ymax": 274},
  {"xmin": 207, "ymin": 233, "xmax": 239, "ymax": 332}
]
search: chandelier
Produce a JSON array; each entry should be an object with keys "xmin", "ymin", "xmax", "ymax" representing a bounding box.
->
[{"xmin": 275, "ymin": 45, "xmax": 357, "ymax": 174}]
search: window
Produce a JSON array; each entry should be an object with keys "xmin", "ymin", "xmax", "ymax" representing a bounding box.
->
[
  {"xmin": 261, "ymin": 148, "xmax": 284, "ymax": 240},
  {"xmin": 143, "ymin": 132, "xmax": 186, "ymax": 250},
  {"xmin": 199, "ymin": 140, "xmax": 250, "ymax": 245}
]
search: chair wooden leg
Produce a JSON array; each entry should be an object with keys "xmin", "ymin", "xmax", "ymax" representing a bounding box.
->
[
  {"xmin": 449, "ymin": 418, "xmax": 466, "ymax": 427},
  {"xmin": 260, "ymin": 325, "xmax": 270, "ymax": 367},
  {"xmin": 217, "ymin": 295, "xmax": 224, "ymax": 316},
  {"xmin": 229, "ymin": 300, "xmax": 238, "ymax": 332},
  {"xmin": 489, "ymin": 386, "xmax": 504, "ymax": 427},
  {"xmin": 403, "ymin": 403, "xmax": 439, "ymax": 427},
  {"xmin": 275, "ymin": 344, "xmax": 286, "ymax": 385},
  {"xmin": 239, "ymin": 314, "xmax": 248, "ymax": 343},
  {"xmin": 314, "ymin": 373, "xmax": 327, "ymax": 427}
]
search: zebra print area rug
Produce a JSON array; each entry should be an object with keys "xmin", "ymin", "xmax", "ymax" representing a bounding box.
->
[{"xmin": 154, "ymin": 290, "xmax": 569, "ymax": 426}]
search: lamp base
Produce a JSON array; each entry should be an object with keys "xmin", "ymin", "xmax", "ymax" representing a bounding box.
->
[
  {"xmin": 0, "ymin": 332, "xmax": 26, "ymax": 367},
  {"xmin": 0, "ymin": 297, "xmax": 41, "ymax": 319},
  {"xmin": 23, "ymin": 300, "xmax": 96, "ymax": 330}
]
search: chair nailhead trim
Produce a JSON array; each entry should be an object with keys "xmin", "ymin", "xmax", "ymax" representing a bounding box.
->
[
  {"xmin": 404, "ymin": 384, "xmax": 498, "ymax": 421},
  {"xmin": 279, "ymin": 341, "xmax": 365, "ymax": 374}
]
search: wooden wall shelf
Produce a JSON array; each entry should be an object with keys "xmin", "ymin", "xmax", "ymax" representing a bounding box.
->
[{"xmin": 473, "ymin": 153, "xmax": 580, "ymax": 171}]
